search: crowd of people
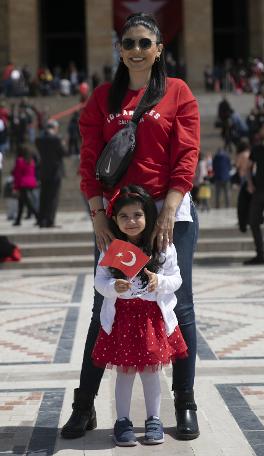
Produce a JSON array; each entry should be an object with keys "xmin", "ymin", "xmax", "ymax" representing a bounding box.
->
[
  {"xmin": 191, "ymin": 88, "xmax": 264, "ymax": 265},
  {"xmin": 204, "ymin": 57, "xmax": 264, "ymax": 94},
  {"xmin": 0, "ymin": 95, "xmax": 82, "ymax": 228},
  {"xmin": 0, "ymin": 61, "xmax": 108, "ymax": 98}
]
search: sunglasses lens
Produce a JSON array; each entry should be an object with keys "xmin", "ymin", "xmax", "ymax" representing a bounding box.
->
[
  {"xmin": 139, "ymin": 38, "xmax": 152, "ymax": 49},
  {"xmin": 121, "ymin": 38, "xmax": 134, "ymax": 50}
]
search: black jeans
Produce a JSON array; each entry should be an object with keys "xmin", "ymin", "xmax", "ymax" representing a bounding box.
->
[
  {"xmin": 79, "ymin": 202, "xmax": 199, "ymax": 394},
  {"xmin": 39, "ymin": 177, "xmax": 61, "ymax": 226},
  {"xmin": 15, "ymin": 188, "xmax": 38, "ymax": 223},
  {"xmin": 249, "ymin": 191, "xmax": 264, "ymax": 257}
]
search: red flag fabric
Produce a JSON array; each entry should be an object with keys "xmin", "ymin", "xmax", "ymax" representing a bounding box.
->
[
  {"xmin": 99, "ymin": 239, "xmax": 150, "ymax": 278},
  {"xmin": 113, "ymin": 0, "xmax": 183, "ymax": 46}
]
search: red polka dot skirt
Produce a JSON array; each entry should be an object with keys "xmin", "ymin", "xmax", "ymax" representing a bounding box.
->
[{"xmin": 92, "ymin": 298, "xmax": 188, "ymax": 372}]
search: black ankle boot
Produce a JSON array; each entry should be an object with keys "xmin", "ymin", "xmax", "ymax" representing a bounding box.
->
[
  {"xmin": 174, "ymin": 390, "xmax": 200, "ymax": 440},
  {"xmin": 61, "ymin": 388, "xmax": 97, "ymax": 439}
]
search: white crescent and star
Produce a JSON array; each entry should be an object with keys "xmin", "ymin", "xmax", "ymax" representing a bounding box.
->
[{"xmin": 116, "ymin": 251, "xmax": 137, "ymax": 266}]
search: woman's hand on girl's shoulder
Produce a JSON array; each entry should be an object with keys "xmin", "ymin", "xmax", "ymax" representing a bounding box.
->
[
  {"xmin": 144, "ymin": 268, "xmax": 158, "ymax": 292},
  {"xmin": 114, "ymin": 279, "xmax": 131, "ymax": 293},
  {"xmin": 92, "ymin": 212, "xmax": 115, "ymax": 252}
]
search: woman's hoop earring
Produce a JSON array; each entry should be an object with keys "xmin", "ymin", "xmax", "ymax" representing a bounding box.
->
[{"xmin": 155, "ymin": 56, "xmax": 160, "ymax": 62}]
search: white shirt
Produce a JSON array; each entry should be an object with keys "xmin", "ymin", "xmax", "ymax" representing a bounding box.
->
[
  {"xmin": 95, "ymin": 243, "xmax": 182, "ymax": 336},
  {"xmin": 104, "ymin": 192, "xmax": 193, "ymax": 222}
]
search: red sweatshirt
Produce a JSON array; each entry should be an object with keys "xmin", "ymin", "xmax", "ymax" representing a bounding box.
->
[{"xmin": 79, "ymin": 77, "xmax": 200, "ymax": 201}]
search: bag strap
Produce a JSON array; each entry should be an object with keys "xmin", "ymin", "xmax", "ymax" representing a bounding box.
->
[
  {"xmin": 130, "ymin": 92, "xmax": 156, "ymax": 125},
  {"xmin": 131, "ymin": 105, "xmax": 144, "ymax": 125}
]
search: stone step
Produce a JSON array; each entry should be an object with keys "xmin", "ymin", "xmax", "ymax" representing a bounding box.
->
[
  {"xmin": 194, "ymin": 251, "xmax": 256, "ymax": 265},
  {"xmin": 0, "ymin": 255, "xmax": 94, "ymax": 269},
  {"xmin": 16, "ymin": 237, "xmax": 254, "ymax": 257},
  {"xmin": 5, "ymin": 227, "xmax": 250, "ymax": 244},
  {"xmin": 20, "ymin": 241, "xmax": 94, "ymax": 257},
  {"xmin": 0, "ymin": 251, "xmax": 256, "ymax": 270},
  {"xmin": 6, "ymin": 230, "xmax": 93, "ymax": 244},
  {"xmin": 196, "ymin": 237, "xmax": 254, "ymax": 251}
]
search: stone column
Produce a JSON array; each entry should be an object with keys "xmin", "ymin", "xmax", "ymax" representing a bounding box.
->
[
  {"xmin": 8, "ymin": 0, "xmax": 39, "ymax": 73},
  {"xmin": 248, "ymin": 0, "xmax": 264, "ymax": 58},
  {"xmin": 85, "ymin": 0, "xmax": 113, "ymax": 80},
  {"xmin": 0, "ymin": 0, "xmax": 9, "ymax": 74},
  {"xmin": 183, "ymin": 0, "xmax": 213, "ymax": 89}
]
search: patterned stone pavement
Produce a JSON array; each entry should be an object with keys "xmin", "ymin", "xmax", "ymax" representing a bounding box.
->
[{"xmin": 0, "ymin": 208, "xmax": 264, "ymax": 455}]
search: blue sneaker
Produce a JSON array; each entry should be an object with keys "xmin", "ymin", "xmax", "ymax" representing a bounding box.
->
[
  {"xmin": 113, "ymin": 418, "xmax": 137, "ymax": 446},
  {"xmin": 144, "ymin": 416, "xmax": 164, "ymax": 444}
]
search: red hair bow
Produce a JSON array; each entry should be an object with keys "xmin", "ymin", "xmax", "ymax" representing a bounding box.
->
[
  {"xmin": 106, "ymin": 190, "xmax": 141, "ymax": 218},
  {"xmin": 106, "ymin": 189, "xmax": 121, "ymax": 218}
]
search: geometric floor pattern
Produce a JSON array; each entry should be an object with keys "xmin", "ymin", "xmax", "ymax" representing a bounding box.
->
[
  {"xmin": 0, "ymin": 266, "xmax": 263, "ymax": 455},
  {"xmin": 0, "ymin": 273, "xmax": 85, "ymax": 366},
  {"xmin": 0, "ymin": 388, "xmax": 64, "ymax": 455},
  {"xmin": 194, "ymin": 268, "xmax": 264, "ymax": 361},
  {"xmin": 216, "ymin": 383, "xmax": 264, "ymax": 456}
]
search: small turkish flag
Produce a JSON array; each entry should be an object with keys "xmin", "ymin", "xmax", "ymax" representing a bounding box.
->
[{"xmin": 99, "ymin": 239, "xmax": 150, "ymax": 278}]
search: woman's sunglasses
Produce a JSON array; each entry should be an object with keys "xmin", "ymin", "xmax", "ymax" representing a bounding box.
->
[{"xmin": 120, "ymin": 38, "xmax": 159, "ymax": 51}]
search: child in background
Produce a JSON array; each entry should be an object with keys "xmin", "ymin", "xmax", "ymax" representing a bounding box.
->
[
  {"xmin": 92, "ymin": 185, "xmax": 188, "ymax": 447},
  {"xmin": 197, "ymin": 178, "xmax": 211, "ymax": 211},
  {"xmin": 3, "ymin": 175, "xmax": 17, "ymax": 220}
]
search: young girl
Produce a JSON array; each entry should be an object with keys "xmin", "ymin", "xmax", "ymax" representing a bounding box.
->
[{"xmin": 92, "ymin": 185, "xmax": 188, "ymax": 446}]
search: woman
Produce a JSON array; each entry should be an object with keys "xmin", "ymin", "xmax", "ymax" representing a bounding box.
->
[
  {"xmin": 12, "ymin": 144, "xmax": 39, "ymax": 226},
  {"xmin": 61, "ymin": 13, "xmax": 200, "ymax": 441}
]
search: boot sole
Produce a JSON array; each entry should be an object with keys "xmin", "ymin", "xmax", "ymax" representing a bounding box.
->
[
  {"xmin": 61, "ymin": 419, "xmax": 97, "ymax": 439},
  {"xmin": 176, "ymin": 431, "xmax": 200, "ymax": 440}
]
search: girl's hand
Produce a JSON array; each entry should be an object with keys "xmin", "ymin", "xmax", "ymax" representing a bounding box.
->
[
  {"xmin": 92, "ymin": 212, "xmax": 115, "ymax": 252},
  {"xmin": 114, "ymin": 279, "xmax": 131, "ymax": 293},
  {"xmin": 144, "ymin": 268, "xmax": 158, "ymax": 292},
  {"xmin": 150, "ymin": 208, "xmax": 175, "ymax": 252}
]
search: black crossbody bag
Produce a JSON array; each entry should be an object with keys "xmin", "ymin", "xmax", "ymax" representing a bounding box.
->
[{"xmin": 95, "ymin": 104, "xmax": 145, "ymax": 188}]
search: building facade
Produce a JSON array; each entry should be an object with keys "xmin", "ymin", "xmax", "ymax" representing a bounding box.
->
[{"xmin": 1, "ymin": 0, "xmax": 264, "ymax": 88}]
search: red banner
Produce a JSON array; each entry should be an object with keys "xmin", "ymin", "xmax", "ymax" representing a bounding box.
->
[{"xmin": 113, "ymin": 0, "xmax": 182, "ymax": 46}]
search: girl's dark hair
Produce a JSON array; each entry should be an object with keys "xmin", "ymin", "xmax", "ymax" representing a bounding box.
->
[
  {"xmin": 108, "ymin": 13, "xmax": 166, "ymax": 116},
  {"xmin": 108, "ymin": 184, "xmax": 164, "ymax": 282}
]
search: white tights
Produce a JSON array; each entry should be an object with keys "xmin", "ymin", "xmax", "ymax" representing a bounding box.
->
[{"xmin": 115, "ymin": 370, "xmax": 161, "ymax": 420}]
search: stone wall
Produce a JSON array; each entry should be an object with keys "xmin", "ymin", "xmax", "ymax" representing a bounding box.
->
[
  {"xmin": 8, "ymin": 0, "xmax": 39, "ymax": 72},
  {"xmin": 248, "ymin": 0, "xmax": 264, "ymax": 59},
  {"xmin": 0, "ymin": 0, "xmax": 9, "ymax": 74},
  {"xmin": 183, "ymin": 0, "xmax": 213, "ymax": 89},
  {"xmin": 85, "ymin": 0, "xmax": 113, "ymax": 79}
]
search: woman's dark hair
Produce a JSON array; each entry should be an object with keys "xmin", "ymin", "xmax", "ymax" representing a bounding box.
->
[
  {"xmin": 18, "ymin": 143, "xmax": 34, "ymax": 163},
  {"xmin": 108, "ymin": 184, "xmax": 164, "ymax": 282},
  {"xmin": 108, "ymin": 13, "xmax": 166, "ymax": 116}
]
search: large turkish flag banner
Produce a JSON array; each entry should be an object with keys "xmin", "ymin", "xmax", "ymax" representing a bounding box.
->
[
  {"xmin": 113, "ymin": 0, "xmax": 183, "ymax": 46},
  {"xmin": 99, "ymin": 239, "xmax": 150, "ymax": 277}
]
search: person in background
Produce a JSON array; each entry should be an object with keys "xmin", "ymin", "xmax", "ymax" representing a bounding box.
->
[
  {"xmin": 0, "ymin": 150, "xmax": 3, "ymax": 194},
  {"xmin": 191, "ymin": 152, "xmax": 208, "ymax": 204},
  {"xmin": 35, "ymin": 119, "xmax": 66, "ymax": 228},
  {"xmin": 212, "ymin": 146, "xmax": 231, "ymax": 208},
  {"xmin": 12, "ymin": 144, "xmax": 39, "ymax": 226},
  {"xmin": 244, "ymin": 124, "xmax": 264, "ymax": 265},
  {"xmin": 68, "ymin": 112, "xmax": 81, "ymax": 156},
  {"xmin": 235, "ymin": 138, "xmax": 252, "ymax": 233}
]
